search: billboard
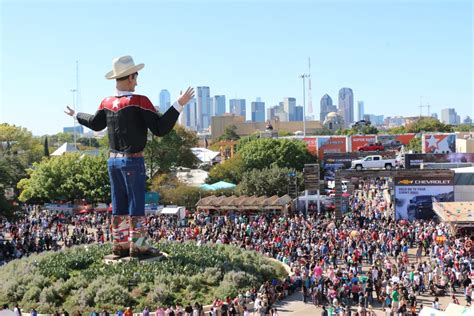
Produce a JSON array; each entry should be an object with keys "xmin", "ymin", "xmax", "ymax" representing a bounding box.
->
[
  {"xmin": 316, "ymin": 136, "xmax": 347, "ymax": 159},
  {"xmin": 422, "ymin": 133, "xmax": 456, "ymax": 153},
  {"xmin": 405, "ymin": 153, "xmax": 474, "ymax": 169},
  {"xmin": 377, "ymin": 134, "xmax": 416, "ymax": 148},
  {"xmin": 302, "ymin": 137, "xmax": 318, "ymax": 156},
  {"xmin": 394, "ymin": 174, "xmax": 454, "ymax": 220},
  {"xmin": 350, "ymin": 135, "xmax": 377, "ymax": 152},
  {"xmin": 322, "ymin": 152, "xmax": 395, "ymax": 180}
]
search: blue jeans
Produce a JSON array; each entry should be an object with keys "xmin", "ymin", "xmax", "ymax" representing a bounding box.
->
[{"xmin": 107, "ymin": 157, "xmax": 146, "ymax": 216}]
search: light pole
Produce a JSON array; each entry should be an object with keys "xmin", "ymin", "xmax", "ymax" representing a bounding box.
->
[
  {"xmin": 299, "ymin": 74, "xmax": 309, "ymax": 137},
  {"xmin": 70, "ymin": 89, "xmax": 77, "ymax": 149}
]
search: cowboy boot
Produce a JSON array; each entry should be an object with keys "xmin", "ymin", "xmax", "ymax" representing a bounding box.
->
[
  {"xmin": 112, "ymin": 215, "xmax": 130, "ymax": 257},
  {"xmin": 129, "ymin": 216, "xmax": 160, "ymax": 258}
]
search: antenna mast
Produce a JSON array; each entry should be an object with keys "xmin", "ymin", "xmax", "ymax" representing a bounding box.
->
[{"xmin": 307, "ymin": 57, "xmax": 313, "ymax": 116}]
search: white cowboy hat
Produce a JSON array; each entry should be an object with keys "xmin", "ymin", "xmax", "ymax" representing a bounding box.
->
[{"xmin": 105, "ymin": 55, "xmax": 144, "ymax": 80}]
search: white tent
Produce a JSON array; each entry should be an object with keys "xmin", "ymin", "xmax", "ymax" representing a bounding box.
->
[
  {"xmin": 160, "ymin": 206, "xmax": 186, "ymax": 220},
  {"xmin": 51, "ymin": 142, "xmax": 78, "ymax": 156},
  {"xmin": 191, "ymin": 147, "xmax": 220, "ymax": 164}
]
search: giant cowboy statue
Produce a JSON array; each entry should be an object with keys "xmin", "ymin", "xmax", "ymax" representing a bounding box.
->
[{"xmin": 64, "ymin": 55, "xmax": 194, "ymax": 258}]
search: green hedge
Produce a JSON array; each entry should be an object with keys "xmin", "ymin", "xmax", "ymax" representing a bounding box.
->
[{"xmin": 0, "ymin": 242, "xmax": 287, "ymax": 313}]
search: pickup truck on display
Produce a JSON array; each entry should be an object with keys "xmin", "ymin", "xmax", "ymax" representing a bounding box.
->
[
  {"xmin": 351, "ymin": 155, "xmax": 398, "ymax": 170},
  {"xmin": 357, "ymin": 142, "xmax": 384, "ymax": 152}
]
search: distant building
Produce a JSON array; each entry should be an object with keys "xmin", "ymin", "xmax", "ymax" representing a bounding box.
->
[
  {"xmin": 212, "ymin": 95, "xmax": 226, "ymax": 116},
  {"xmin": 283, "ymin": 97, "xmax": 297, "ymax": 121},
  {"xmin": 211, "ymin": 114, "xmax": 323, "ymax": 140},
  {"xmin": 357, "ymin": 101, "xmax": 364, "ymax": 121},
  {"xmin": 338, "ymin": 88, "xmax": 354, "ymax": 127},
  {"xmin": 441, "ymin": 108, "xmax": 460, "ymax": 125},
  {"xmin": 295, "ymin": 106, "xmax": 304, "ymax": 121},
  {"xmin": 320, "ymin": 94, "xmax": 337, "ymax": 122},
  {"xmin": 431, "ymin": 113, "xmax": 438, "ymax": 120},
  {"xmin": 267, "ymin": 105, "xmax": 278, "ymax": 121},
  {"xmin": 179, "ymin": 97, "xmax": 197, "ymax": 130},
  {"xmin": 463, "ymin": 116, "xmax": 472, "ymax": 125},
  {"xmin": 251, "ymin": 99, "xmax": 265, "ymax": 122},
  {"xmin": 159, "ymin": 89, "xmax": 171, "ymax": 113},
  {"xmin": 323, "ymin": 112, "xmax": 344, "ymax": 131},
  {"xmin": 230, "ymin": 99, "xmax": 246, "ymax": 118},
  {"xmin": 364, "ymin": 114, "xmax": 384, "ymax": 126},
  {"xmin": 196, "ymin": 87, "xmax": 211, "ymax": 130},
  {"xmin": 63, "ymin": 126, "xmax": 84, "ymax": 135},
  {"xmin": 384, "ymin": 116, "xmax": 405, "ymax": 127}
]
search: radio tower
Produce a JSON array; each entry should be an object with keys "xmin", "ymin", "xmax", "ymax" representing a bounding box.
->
[{"xmin": 307, "ymin": 57, "xmax": 313, "ymax": 116}]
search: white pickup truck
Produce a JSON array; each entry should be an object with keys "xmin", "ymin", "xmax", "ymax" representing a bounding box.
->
[{"xmin": 351, "ymin": 155, "xmax": 397, "ymax": 170}]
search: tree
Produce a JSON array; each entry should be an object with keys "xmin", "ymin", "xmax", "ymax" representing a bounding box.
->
[
  {"xmin": 454, "ymin": 124, "xmax": 474, "ymax": 132},
  {"xmin": 238, "ymin": 138, "xmax": 314, "ymax": 172},
  {"xmin": 406, "ymin": 137, "xmax": 422, "ymax": 153},
  {"xmin": 336, "ymin": 124, "xmax": 378, "ymax": 135},
  {"xmin": 217, "ymin": 125, "xmax": 240, "ymax": 141},
  {"xmin": 206, "ymin": 155, "xmax": 244, "ymax": 184},
  {"xmin": 386, "ymin": 126, "xmax": 407, "ymax": 134},
  {"xmin": 159, "ymin": 185, "xmax": 202, "ymax": 210},
  {"xmin": 405, "ymin": 117, "xmax": 453, "ymax": 133},
  {"xmin": 144, "ymin": 125, "xmax": 199, "ymax": 177},
  {"xmin": 0, "ymin": 123, "xmax": 43, "ymax": 166},
  {"xmin": 17, "ymin": 154, "xmax": 110, "ymax": 203},
  {"xmin": 237, "ymin": 166, "xmax": 303, "ymax": 197},
  {"xmin": 44, "ymin": 137, "xmax": 50, "ymax": 157},
  {"xmin": 77, "ymin": 137, "xmax": 100, "ymax": 148}
]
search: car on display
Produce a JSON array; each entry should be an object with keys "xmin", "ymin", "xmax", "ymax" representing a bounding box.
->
[
  {"xmin": 407, "ymin": 195, "xmax": 435, "ymax": 220},
  {"xmin": 351, "ymin": 155, "xmax": 398, "ymax": 170},
  {"xmin": 357, "ymin": 142, "xmax": 385, "ymax": 152}
]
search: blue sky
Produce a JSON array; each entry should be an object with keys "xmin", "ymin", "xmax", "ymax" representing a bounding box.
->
[{"xmin": 1, "ymin": 0, "xmax": 472, "ymax": 135}]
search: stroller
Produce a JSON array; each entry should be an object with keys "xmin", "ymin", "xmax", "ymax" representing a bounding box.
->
[{"xmin": 429, "ymin": 283, "xmax": 447, "ymax": 296}]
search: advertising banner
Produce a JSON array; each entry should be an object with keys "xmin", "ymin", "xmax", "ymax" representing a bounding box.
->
[
  {"xmin": 377, "ymin": 134, "xmax": 416, "ymax": 149},
  {"xmin": 422, "ymin": 133, "xmax": 456, "ymax": 153},
  {"xmin": 350, "ymin": 135, "xmax": 377, "ymax": 152},
  {"xmin": 317, "ymin": 136, "xmax": 347, "ymax": 159},
  {"xmin": 405, "ymin": 153, "xmax": 474, "ymax": 169},
  {"xmin": 302, "ymin": 137, "xmax": 318, "ymax": 156},
  {"xmin": 322, "ymin": 152, "xmax": 395, "ymax": 180},
  {"xmin": 394, "ymin": 174, "xmax": 454, "ymax": 220},
  {"xmin": 304, "ymin": 164, "xmax": 320, "ymax": 191}
]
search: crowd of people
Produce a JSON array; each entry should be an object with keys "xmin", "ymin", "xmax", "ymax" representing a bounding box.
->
[
  {"xmin": 0, "ymin": 206, "xmax": 108, "ymax": 264},
  {"xmin": 2, "ymin": 178, "xmax": 473, "ymax": 315}
]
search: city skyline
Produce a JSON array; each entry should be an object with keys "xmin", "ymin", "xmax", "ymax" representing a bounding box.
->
[{"xmin": 1, "ymin": 1, "xmax": 472, "ymax": 135}]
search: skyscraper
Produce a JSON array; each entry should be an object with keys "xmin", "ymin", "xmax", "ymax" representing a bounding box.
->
[
  {"xmin": 283, "ymin": 97, "xmax": 296, "ymax": 121},
  {"xmin": 212, "ymin": 95, "xmax": 226, "ymax": 116},
  {"xmin": 295, "ymin": 106, "xmax": 303, "ymax": 121},
  {"xmin": 196, "ymin": 87, "xmax": 211, "ymax": 130},
  {"xmin": 441, "ymin": 108, "xmax": 460, "ymax": 125},
  {"xmin": 357, "ymin": 101, "xmax": 364, "ymax": 121},
  {"xmin": 180, "ymin": 97, "xmax": 197, "ymax": 130},
  {"xmin": 251, "ymin": 99, "xmax": 265, "ymax": 122},
  {"xmin": 338, "ymin": 88, "xmax": 354, "ymax": 127},
  {"xmin": 320, "ymin": 94, "xmax": 337, "ymax": 122},
  {"xmin": 230, "ymin": 99, "xmax": 246, "ymax": 118},
  {"xmin": 159, "ymin": 89, "xmax": 171, "ymax": 113}
]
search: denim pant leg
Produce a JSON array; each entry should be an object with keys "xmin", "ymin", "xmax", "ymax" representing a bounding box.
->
[
  {"xmin": 121, "ymin": 157, "xmax": 146, "ymax": 216},
  {"xmin": 108, "ymin": 158, "xmax": 129, "ymax": 216}
]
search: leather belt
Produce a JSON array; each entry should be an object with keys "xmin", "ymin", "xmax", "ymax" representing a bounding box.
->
[{"xmin": 109, "ymin": 152, "xmax": 144, "ymax": 158}]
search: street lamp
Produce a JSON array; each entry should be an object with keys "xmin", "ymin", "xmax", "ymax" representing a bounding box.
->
[{"xmin": 299, "ymin": 74, "xmax": 309, "ymax": 137}]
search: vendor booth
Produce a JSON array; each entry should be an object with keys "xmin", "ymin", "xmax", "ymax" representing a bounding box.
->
[{"xmin": 433, "ymin": 201, "xmax": 474, "ymax": 235}]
